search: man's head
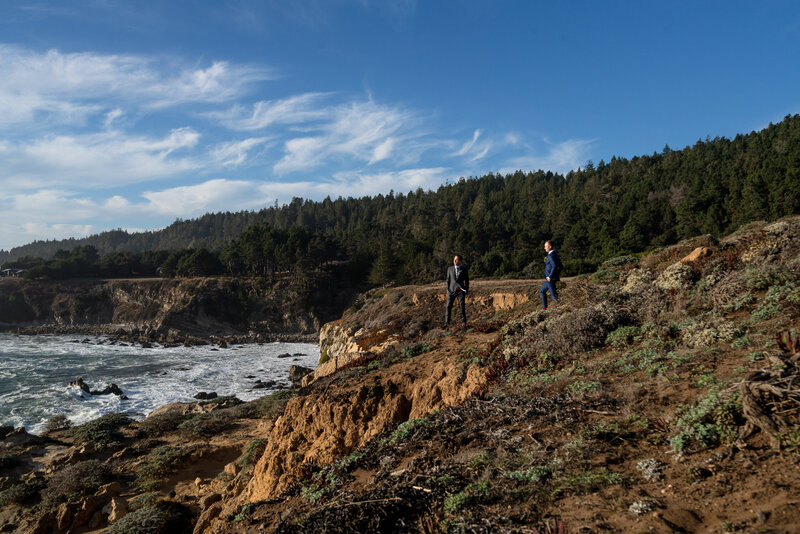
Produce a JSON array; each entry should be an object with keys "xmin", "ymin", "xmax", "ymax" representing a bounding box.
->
[
  {"xmin": 453, "ymin": 255, "xmax": 462, "ymax": 266},
  {"xmin": 544, "ymin": 241, "xmax": 553, "ymax": 253}
]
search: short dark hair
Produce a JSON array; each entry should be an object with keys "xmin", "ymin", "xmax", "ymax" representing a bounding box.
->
[
  {"xmin": 544, "ymin": 240, "xmax": 553, "ymax": 248},
  {"xmin": 454, "ymin": 254, "xmax": 462, "ymax": 260}
]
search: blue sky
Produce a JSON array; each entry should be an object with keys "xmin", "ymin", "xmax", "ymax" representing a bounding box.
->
[{"xmin": 1, "ymin": 1, "xmax": 799, "ymax": 251}]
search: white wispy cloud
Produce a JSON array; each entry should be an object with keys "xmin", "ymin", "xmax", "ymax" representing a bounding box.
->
[
  {"xmin": 210, "ymin": 93, "xmax": 330, "ymax": 130},
  {"xmin": 451, "ymin": 129, "xmax": 493, "ymax": 162},
  {"xmin": 0, "ymin": 128, "xmax": 200, "ymax": 188},
  {"xmin": 274, "ymin": 99, "xmax": 419, "ymax": 173},
  {"xmin": 142, "ymin": 179, "xmax": 272, "ymax": 216},
  {"xmin": 209, "ymin": 137, "xmax": 272, "ymax": 167},
  {"xmin": 501, "ymin": 138, "xmax": 594, "ymax": 175},
  {"xmin": 0, "ymin": 45, "xmax": 271, "ymax": 128}
]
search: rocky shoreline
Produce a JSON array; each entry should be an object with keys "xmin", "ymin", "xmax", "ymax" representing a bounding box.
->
[{"xmin": 1, "ymin": 323, "xmax": 317, "ymax": 347}]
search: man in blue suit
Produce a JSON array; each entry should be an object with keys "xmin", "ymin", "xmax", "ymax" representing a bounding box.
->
[
  {"xmin": 540, "ymin": 240, "xmax": 562, "ymax": 310},
  {"xmin": 445, "ymin": 254, "xmax": 469, "ymax": 327}
]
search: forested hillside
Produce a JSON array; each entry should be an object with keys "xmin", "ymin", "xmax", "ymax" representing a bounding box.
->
[{"xmin": 2, "ymin": 115, "xmax": 799, "ymax": 283}]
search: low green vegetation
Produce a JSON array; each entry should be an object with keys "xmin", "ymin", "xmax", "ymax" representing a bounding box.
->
[
  {"xmin": 64, "ymin": 412, "xmax": 132, "ymax": 450},
  {"xmin": 443, "ymin": 482, "xmax": 491, "ymax": 514},
  {"xmin": 670, "ymin": 390, "xmax": 743, "ymax": 453},
  {"xmin": 389, "ymin": 418, "xmax": 431, "ymax": 444}
]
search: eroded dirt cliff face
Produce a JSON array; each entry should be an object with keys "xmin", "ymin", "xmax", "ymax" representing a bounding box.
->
[{"xmin": 244, "ymin": 280, "xmax": 541, "ymax": 501}]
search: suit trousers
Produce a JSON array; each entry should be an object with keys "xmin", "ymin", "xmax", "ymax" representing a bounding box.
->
[
  {"xmin": 445, "ymin": 291, "xmax": 466, "ymax": 325},
  {"xmin": 540, "ymin": 281, "xmax": 558, "ymax": 308}
]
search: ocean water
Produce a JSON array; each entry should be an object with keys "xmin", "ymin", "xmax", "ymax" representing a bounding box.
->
[{"xmin": 0, "ymin": 334, "xmax": 319, "ymax": 435}]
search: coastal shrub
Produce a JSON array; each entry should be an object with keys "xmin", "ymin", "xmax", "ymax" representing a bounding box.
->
[
  {"xmin": 443, "ymin": 482, "xmax": 491, "ymax": 514},
  {"xmin": 670, "ymin": 390, "xmax": 743, "ymax": 452},
  {"xmin": 231, "ymin": 503, "xmax": 254, "ymax": 523},
  {"xmin": 177, "ymin": 412, "xmax": 234, "ymax": 438},
  {"xmin": 567, "ymin": 380, "xmax": 600, "ymax": 395},
  {"xmin": 502, "ymin": 465, "xmax": 553, "ymax": 483},
  {"xmin": 606, "ymin": 325, "xmax": 642, "ymax": 347},
  {"xmin": 45, "ymin": 459, "xmax": 111, "ymax": 503},
  {"xmin": 591, "ymin": 269, "xmax": 619, "ymax": 284},
  {"xmin": 724, "ymin": 294, "xmax": 755, "ymax": 312},
  {"xmin": 135, "ymin": 446, "xmax": 196, "ymax": 489},
  {"xmin": 0, "ymin": 480, "xmax": 43, "ymax": 507},
  {"xmin": 300, "ymin": 484, "xmax": 324, "ymax": 504},
  {"xmin": 602, "ymin": 255, "xmax": 638, "ymax": 268},
  {"xmin": 128, "ymin": 491, "xmax": 160, "ymax": 512},
  {"xmin": 107, "ymin": 501, "xmax": 192, "ymax": 534},
  {"xmin": 389, "ymin": 418, "xmax": 431, "ymax": 444},
  {"xmin": 236, "ymin": 438, "xmax": 268, "ymax": 475},
  {"xmin": 137, "ymin": 411, "xmax": 185, "ymax": 437},
  {"xmin": 556, "ymin": 468, "xmax": 622, "ymax": 495},
  {"xmin": 336, "ymin": 451, "xmax": 365, "ymax": 471},
  {"xmin": 744, "ymin": 267, "xmax": 793, "ymax": 290},
  {"xmin": 235, "ymin": 389, "xmax": 295, "ymax": 419},
  {"xmin": 399, "ymin": 343, "xmax": 434, "ymax": 359},
  {"xmin": 751, "ymin": 282, "xmax": 800, "ymax": 322},
  {"xmin": 44, "ymin": 415, "xmax": 71, "ymax": 434},
  {"xmin": 65, "ymin": 412, "xmax": 132, "ymax": 450},
  {"xmin": 0, "ymin": 454, "xmax": 22, "ymax": 469}
]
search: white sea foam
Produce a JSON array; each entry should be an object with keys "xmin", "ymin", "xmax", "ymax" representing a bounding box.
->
[{"xmin": 0, "ymin": 334, "xmax": 319, "ymax": 434}]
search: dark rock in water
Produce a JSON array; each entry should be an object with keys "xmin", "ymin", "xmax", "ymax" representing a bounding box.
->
[
  {"xmin": 252, "ymin": 380, "xmax": 266, "ymax": 389},
  {"xmin": 175, "ymin": 367, "xmax": 190, "ymax": 371},
  {"xmin": 0, "ymin": 426, "xmax": 14, "ymax": 439},
  {"xmin": 288, "ymin": 365, "xmax": 313, "ymax": 387},
  {"xmin": 293, "ymin": 353, "xmax": 306, "ymax": 357},
  {"xmin": 141, "ymin": 341, "xmax": 152, "ymax": 348},
  {"xmin": 277, "ymin": 353, "xmax": 291, "ymax": 358},
  {"xmin": 210, "ymin": 348, "xmax": 219, "ymax": 352},
  {"xmin": 120, "ymin": 395, "xmax": 129, "ymax": 400},
  {"xmin": 69, "ymin": 377, "xmax": 91, "ymax": 394},
  {"xmin": 245, "ymin": 375, "xmax": 256, "ymax": 379},
  {"xmin": 194, "ymin": 392, "xmax": 218, "ymax": 400},
  {"xmin": 90, "ymin": 383, "xmax": 124, "ymax": 396},
  {"xmin": 218, "ymin": 340, "xmax": 228, "ymax": 348}
]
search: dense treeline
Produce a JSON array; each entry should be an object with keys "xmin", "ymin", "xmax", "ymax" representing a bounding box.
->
[
  {"xmin": 3, "ymin": 247, "xmax": 170, "ymax": 280},
  {"xmin": 2, "ymin": 115, "xmax": 799, "ymax": 283}
]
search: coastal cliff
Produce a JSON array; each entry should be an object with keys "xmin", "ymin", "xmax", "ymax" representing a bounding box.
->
[
  {"xmin": 2, "ymin": 217, "xmax": 800, "ymax": 533},
  {"xmin": 0, "ymin": 269, "xmax": 360, "ymax": 343}
]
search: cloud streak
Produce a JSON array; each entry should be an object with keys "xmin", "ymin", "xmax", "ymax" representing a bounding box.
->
[{"xmin": 0, "ymin": 45, "xmax": 271, "ymax": 129}]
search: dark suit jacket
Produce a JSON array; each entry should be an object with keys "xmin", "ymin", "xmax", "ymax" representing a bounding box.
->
[
  {"xmin": 544, "ymin": 250, "xmax": 562, "ymax": 281},
  {"xmin": 446, "ymin": 265, "xmax": 469, "ymax": 295}
]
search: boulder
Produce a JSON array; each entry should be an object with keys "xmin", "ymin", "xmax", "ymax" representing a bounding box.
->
[
  {"xmin": 680, "ymin": 246, "xmax": 712, "ymax": 264},
  {"xmin": 289, "ymin": 365, "xmax": 314, "ymax": 387},
  {"xmin": 224, "ymin": 462, "xmax": 240, "ymax": 476},
  {"xmin": 102, "ymin": 496, "xmax": 128, "ymax": 523},
  {"xmin": 68, "ymin": 377, "xmax": 91, "ymax": 394},
  {"xmin": 90, "ymin": 383, "xmax": 124, "ymax": 396},
  {"xmin": 0, "ymin": 425, "xmax": 13, "ymax": 439},
  {"xmin": 193, "ymin": 502, "xmax": 223, "ymax": 534},
  {"xmin": 277, "ymin": 352, "xmax": 292, "ymax": 358},
  {"xmin": 199, "ymin": 492, "xmax": 221, "ymax": 510},
  {"xmin": 194, "ymin": 392, "xmax": 218, "ymax": 400}
]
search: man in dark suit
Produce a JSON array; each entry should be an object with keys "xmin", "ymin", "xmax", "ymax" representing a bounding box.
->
[
  {"xmin": 445, "ymin": 254, "xmax": 469, "ymax": 327},
  {"xmin": 540, "ymin": 240, "xmax": 562, "ymax": 310}
]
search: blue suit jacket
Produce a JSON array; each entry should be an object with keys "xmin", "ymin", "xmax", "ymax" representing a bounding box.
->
[{"xmin": 545, "ymin": 251, "xmax": 562, "ymax": 281}]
